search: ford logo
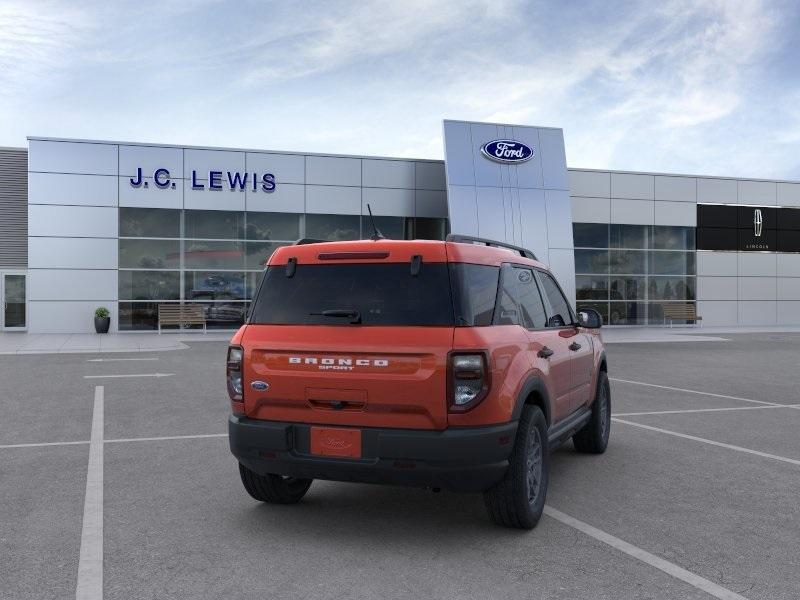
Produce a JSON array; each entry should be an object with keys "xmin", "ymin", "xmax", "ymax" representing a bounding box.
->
[
  {"xmin": 251, "ymin": 381, "xmax": 269, "ymax": 391},
  {"xmin": 480, "ymin": 140, "xmax": 534, "ymax": 163}
]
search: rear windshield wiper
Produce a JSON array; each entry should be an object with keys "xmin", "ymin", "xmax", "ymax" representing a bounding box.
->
[{"xmin": 310, "ymin": 309, "xmax": 362, "ymax": 324}]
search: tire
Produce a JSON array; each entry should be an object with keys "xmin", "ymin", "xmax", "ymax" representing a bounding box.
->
[
  {"xmin": 483, "ymin": 405, "xmax": 549, "ymax": 529},
  {"xmin": 573, "ymin": 371, "xmax": 611, "ymax": 454},
  {"xmin": 238, "ymin": 463, "xmax": 312, "ymax": 504}
]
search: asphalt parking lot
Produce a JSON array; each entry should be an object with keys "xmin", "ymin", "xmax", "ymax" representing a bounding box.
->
[{"xmin": 2, "ymin": 333, "xmax": 800, "ymax": 600}]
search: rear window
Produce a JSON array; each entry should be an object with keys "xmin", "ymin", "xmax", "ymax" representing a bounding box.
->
[
  {"xmin": 249, "ymin": 263, "xmax": 454, "ymax": 326},
  {"xmin": 448, "ymin": 263, "xmax": 499, "ymax": 326}
]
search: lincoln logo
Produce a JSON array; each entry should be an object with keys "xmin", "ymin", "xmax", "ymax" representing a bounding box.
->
[
  {"xmin": 753, "ymin": 209, "xmax": 763, "ymax": 237},
  {"xmin": 289, "ymin": 356, "xmax": 389, "ymax": 371},
  {"xmin": 480, "ymin": 140, "xmax": 534, "ymax": 163}
]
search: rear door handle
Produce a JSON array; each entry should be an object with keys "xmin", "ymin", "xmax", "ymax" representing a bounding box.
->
[
  {"xmin": 569, "ymin": 342, "xmax": 582, "ymax": 351},
  {"xmin": 537, "ymin": 346, "xmax": 554, "ymax": 359}
]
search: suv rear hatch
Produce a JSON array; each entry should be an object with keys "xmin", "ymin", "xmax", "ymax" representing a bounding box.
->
[{"xmin": 241, "ymin": 243, "xmax": 454, "ymax": 430}]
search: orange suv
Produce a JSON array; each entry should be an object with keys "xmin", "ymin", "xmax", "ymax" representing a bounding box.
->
[{"xmin": 227, "ymin": 235, "xmax": 610, "ymax": 529}]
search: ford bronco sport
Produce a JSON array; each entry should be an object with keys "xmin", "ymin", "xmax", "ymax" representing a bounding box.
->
[{"xmin": 228, "ymin": 235, "xmax": 609, "ymax": 529}]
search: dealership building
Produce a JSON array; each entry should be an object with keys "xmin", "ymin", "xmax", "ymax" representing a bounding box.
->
[{"xmin": 0, "ymin": 119, "xmax": 799, "ymax": 334}]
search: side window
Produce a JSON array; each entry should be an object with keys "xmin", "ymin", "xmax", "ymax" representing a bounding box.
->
[
  {"xmin": 514, "ymin": 268, "xmax": 547, "ymax": 328},
  {"xmin": 539, "ymin": 271, "xmax": 573, "ymax": 327},
  {"xmin": 495, "ymin": 267, "xmax": 521, "ymax": 326}
]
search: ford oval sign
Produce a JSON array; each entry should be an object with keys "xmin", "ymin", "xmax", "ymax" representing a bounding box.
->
[{"xmin": 481, "ymin": 140, "xmax": 534, "ymax": 163}]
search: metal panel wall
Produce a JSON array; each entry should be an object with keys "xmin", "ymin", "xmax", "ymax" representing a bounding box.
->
[{"xmin": 443, "ymin": 120, "xmax": 575, "ymax": 305}]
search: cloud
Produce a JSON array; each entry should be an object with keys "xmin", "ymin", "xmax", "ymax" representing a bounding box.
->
[
  {"xmin": 0, "ymin": 0, "xmax": 797, "ymax": 179},
  {"xmin": 0, "ymin": 1, "xmax": 93, "ymax": 98},
  {"xmin": 234, "ymin": 0, "xmax": 522, "ymax": 86}
]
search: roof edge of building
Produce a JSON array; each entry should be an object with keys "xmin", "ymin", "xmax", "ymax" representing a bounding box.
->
[
  {"xmin": 567, "ymin": 166, "xmax": 800, "ymax": 185},
  {"xmin": 25, "ymin": 136, "xmax": 446, "ymax": 165}
]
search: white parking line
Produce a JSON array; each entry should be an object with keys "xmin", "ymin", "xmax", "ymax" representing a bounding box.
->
[
  {"xmin": 614, "ymin": 403, "xmax": 800, "ymax": 417},
  {"xmin": 86, "ymin": 357, "xmax": 160, "ymax": 362},
  {"xmin": 613, "ymin": 418, "xmax": 800, "ymax": 467},
  {"xmin": 75, "ymin": 386, "xmax": 104, "ymax": 600},
  {"xmin": 610, "ymin": 378, "xmax": 780, "ymax": 407},
  {"xmin": 83, "ymin": 373, "xmax": 174, "ymax": 379},
  {"xmin": 105, "ymin": 433, "xmax": 227, "ymax": 444},
  {"xmin": 0, "ymin": 440, "xmax": 90, "ymax": 449},
  {"xmin": 544, "ymin": 506, "xmax": 749, "ymax": 600},
  {"xmin": 0, "ymin": 432, "xmax": 227, "ymax": 449}
]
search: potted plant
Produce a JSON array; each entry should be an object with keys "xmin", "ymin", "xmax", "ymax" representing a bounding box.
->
[{"xmin": 94, "ymin": 307, "xmax": 110, "ymax": 334}]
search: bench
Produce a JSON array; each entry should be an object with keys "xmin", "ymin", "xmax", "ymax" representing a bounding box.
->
[
  {"xmin": 662, "ymin": 303, "xmax": 702, "ymax": 327},
  {"xmin": 158, "ymin": 304, "xmax": 206, "ymax": 333}
]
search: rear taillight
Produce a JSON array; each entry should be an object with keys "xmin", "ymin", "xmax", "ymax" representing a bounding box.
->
[
  {"xmin": 448, "ymin": 352, "xmax": 490, "ymax": 412},
  {"xmin": 227, "ymin": 345, "xmax": 244, "ymax": 402}
]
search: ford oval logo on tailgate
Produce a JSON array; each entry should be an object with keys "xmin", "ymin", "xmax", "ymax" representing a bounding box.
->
[
  {"xmin": 480, "ymin": 140, "xmax": 534, "ymax": 163},
  {"xmin": 251, "ymin": 381, "xmax": 269, "ymax": 391}
]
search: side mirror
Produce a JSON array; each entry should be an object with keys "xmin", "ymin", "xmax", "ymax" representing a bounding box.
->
[{"xmin": 578, "ymin": 309, "xmax": 603, "ymax": 329}]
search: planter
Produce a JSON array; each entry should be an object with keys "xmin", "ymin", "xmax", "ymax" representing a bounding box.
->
[{"xmin": 94, "ymin": 316, "xmax": 110, "ymax": 334}]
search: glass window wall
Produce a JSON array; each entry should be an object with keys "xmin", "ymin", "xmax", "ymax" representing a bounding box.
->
[
  {"xmin": 573, "ymin": 223, "xmax": 696, "ymax": 325},
  {"xmin": 119, "ymin": 209, "xmax": 450, "ymax": 330}
]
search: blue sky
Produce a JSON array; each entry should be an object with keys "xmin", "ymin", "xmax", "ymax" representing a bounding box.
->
[{"xmin": 1, "ymin": 0, "xmax": 799, "ymax": 178}]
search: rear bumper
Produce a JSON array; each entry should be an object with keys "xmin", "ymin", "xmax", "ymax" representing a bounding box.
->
[{"xmin": 228, "ymin": 415, "xmax": 517, "ymax": 493}]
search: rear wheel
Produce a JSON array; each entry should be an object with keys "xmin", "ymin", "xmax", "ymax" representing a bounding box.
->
[
  {"xmin": 573, "ymin": 371, "xmax": 611, "ymax": 453},
  {"xmin": 483, "ymin": 405, "xmax": 549, "ymax": 529},
  {"xmin": 238, "ymin": 463, "xmax": 312, "ymax": 504}
]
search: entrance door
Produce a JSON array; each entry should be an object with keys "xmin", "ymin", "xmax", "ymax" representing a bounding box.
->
[{"xmin": 2, "ymin": 273, "xmax": 27, "ymax": 330}]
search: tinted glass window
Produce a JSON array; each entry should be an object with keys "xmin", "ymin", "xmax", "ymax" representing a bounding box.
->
[
  {"xmin": 184, "ymin": 210, "xmax": 244, "ymax": 239},
  {"xmin": 652, "ymin": 226, "xmax": 695, "ymax": 250},
  {"xmin": 306, "ymin": 214, "xmax": 360, "ymax": 241},
  {"xmin": 245, "ymin": 212, "xmax": 300, "ymax": 240},
  {"xmin": 119, "ymin": 239, "xmax": 180, "ymax": 269},
  {"xmin": 539, "ymin": 272, "xmax": 572, "ymax": 327},
  {"xmin": 118, "ymin": 302, "xmax": 160, "ymax": 331},
  {"xmin": 118, "ymin": 271, "xmax": 180, "ymax": 300},
  {"xmin": 649, "ymin": 251, "xmax": 695, "ymax": 275},
  {"xmin": 576, "ymin": 275, "xmax": 608, "ymax": 300},
  {"xmin": 185, "ymin": 271, "xmax": 246, "ymax": 300},
  {"xmin": 609, "ymin": 301, "xmax": 647, "ymax": 325},
  {"xmin": 610, "ymin": 224, "xmax": 648, "ymax": 248},
  {"xmin": 575, "ymin": 249, "xmax": 609, "ymax": 274},
  {"xmin": 513, "ymin": 268, "xmax": 547, "ymax": 329},
  {"xmin": 610, "ymin": 250, "xmax": 646, "ymax": 274},
  {"xmin": 250, "ymin": 263, "xmax": 454, "ymax": 326},
  {"xmin": 610, "ymin": 276, "xmax": 646, "ymax": 301},
  {"xmin": 120, "ymin": 208, "xmax": 180, "ymax": 238},
  {"xmin": 573, "ymin": 223, "xmax": 609, "ymax": 248},
  {"xmin": 184, "ymin": 241, "xmax": 245, "ymax": 269},
  {"xmin": 449, "ymin": 263, "xmax": 499, "ymax": 326},
  {"xmin": 414, "ymin": 218, "xmax": 449, "ymax": 240},
  {"xmin": 649, "ymin": 276, "xmax": 695, "ymax": 300},
  {"xmin": 185, "ymin": 301, "xmax": 247, "ymax": 329}
]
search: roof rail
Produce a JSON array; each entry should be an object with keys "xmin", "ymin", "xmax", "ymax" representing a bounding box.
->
[
  {"xmin": 446, "ymin": 234, "xmax": 537, "ymax": 260},
  {"xmin": 294, "ymin": 238, "xmax": 328, "ymax": 245}
]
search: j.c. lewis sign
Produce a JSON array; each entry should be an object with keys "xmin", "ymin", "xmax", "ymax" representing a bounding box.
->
[{"xmin": 129, "ymin": 167, "xmax": 276, "ymax": 192}]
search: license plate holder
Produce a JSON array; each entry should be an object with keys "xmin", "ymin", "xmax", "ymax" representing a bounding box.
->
[{"xmin": 310, "ymin": 427, "xmax": 362, "ymax": 458}]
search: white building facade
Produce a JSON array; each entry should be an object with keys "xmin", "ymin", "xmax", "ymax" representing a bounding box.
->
[{"xmin": 0, "ymin": 120, "xmax": 798, "ymax": 333}]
